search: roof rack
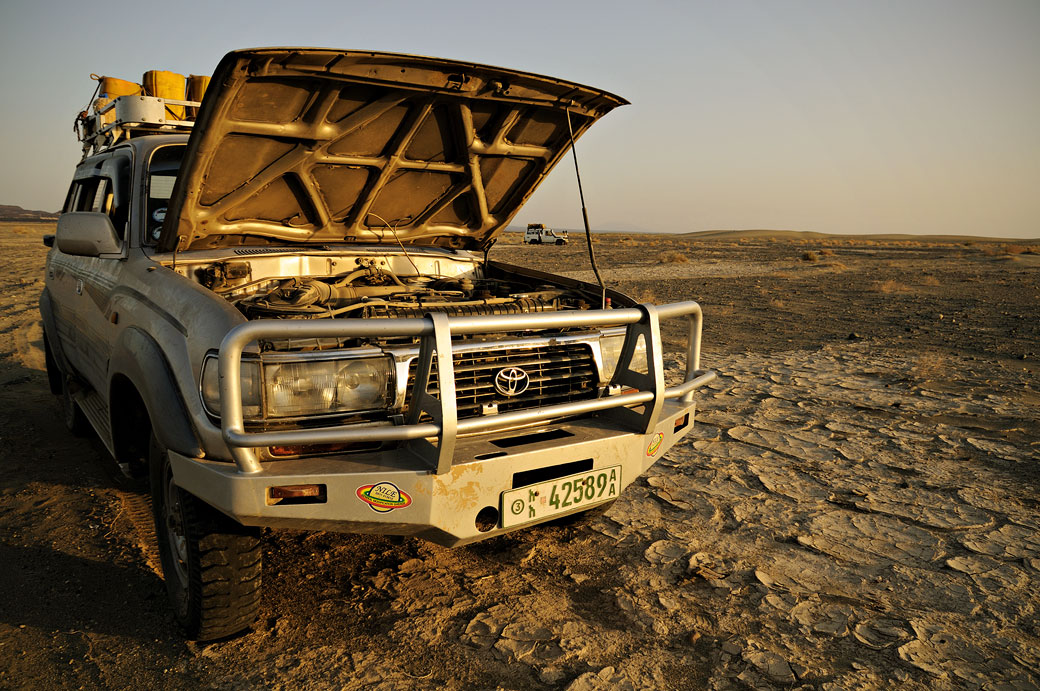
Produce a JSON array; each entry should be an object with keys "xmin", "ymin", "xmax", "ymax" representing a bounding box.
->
[{"xmin": 75, "ymin": 94, "xmax": 200, "ymax": 159}]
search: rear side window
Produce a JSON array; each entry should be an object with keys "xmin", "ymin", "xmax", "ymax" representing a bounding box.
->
[
  {"xmin": 67, "ymin": 178, "xmax": 104, "ymax": 212},
  {"xmin": 64, "ymin": 152, "xmax": 132, "ymax": 241}
]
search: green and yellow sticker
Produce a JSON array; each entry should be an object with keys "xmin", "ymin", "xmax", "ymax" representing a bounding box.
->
[{"xmin": 356, "ymin": 482, "xmax": 412, "ymax": 513}]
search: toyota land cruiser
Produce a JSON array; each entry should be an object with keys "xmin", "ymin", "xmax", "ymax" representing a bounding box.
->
[{"xmin": 41, "ymin": 48, "xmax": 714, "ymax": 640}]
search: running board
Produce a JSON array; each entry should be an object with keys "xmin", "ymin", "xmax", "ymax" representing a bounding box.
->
[{"xmin": 74, "ymin": 388, "xmax": 115, "ymax": 456}]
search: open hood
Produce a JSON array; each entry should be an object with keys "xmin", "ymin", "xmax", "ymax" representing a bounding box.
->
[{"xmin": 159, "ymin": 48, "xmax": 627, "ymax": 252}]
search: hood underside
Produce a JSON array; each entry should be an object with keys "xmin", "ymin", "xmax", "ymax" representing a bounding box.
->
[{"xmin": 159, "ymin": 48, "xmax": 627, "ymax": 252}]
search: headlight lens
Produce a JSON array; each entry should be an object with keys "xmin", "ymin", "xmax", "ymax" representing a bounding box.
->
[
  {"xmin": 200, "ymin": 356, "xmax": 392, "ymax": 419},
  {"xmin": 600, "ymin": 333, "xmax": 648, "ymax": 381},
  {"xmin": 200, "ymin": 358, "xmax": 262, "ymax": 418},
  {"xmin": 264, "ymin": 358, "xmax": 392, "ymax": 418}
]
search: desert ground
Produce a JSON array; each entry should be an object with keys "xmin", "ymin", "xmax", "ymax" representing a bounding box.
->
[{"xmin": 1, "ymin": 223, "xmax": 1038, "ymax": 690}]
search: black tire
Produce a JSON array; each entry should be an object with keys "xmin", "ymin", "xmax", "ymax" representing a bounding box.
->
[
  {"xmin": 556, "ymin": 239, "xmax": 565, "ymax": 246},
  {"xmin": 150, "ymin": 435, "xmax": 262, "ymax": 640},
  {"xmin": 60, "ymin": 376, "xmax": 90, "ymax": 437}
]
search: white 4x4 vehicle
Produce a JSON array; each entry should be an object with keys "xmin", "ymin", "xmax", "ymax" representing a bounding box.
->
[
  {"xmin": 524, "ymin": 223, "xmax": 568, "ymax": 245},
  {"xmin": 41, "ymin": 48, "xmax": 714, "ymax": 640}
]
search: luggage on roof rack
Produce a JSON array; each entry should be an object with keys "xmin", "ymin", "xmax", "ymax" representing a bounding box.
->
[
  {"xmin": 143, "ymin": 70, "xmax": 187, "ymax": 120},
  {"xmin": 75, "ymin": 94, "xmax": 201, "ymax": 158},
  {"xmin": 75, "ymin": 71, "xmax": 210, "ymax": 159}
]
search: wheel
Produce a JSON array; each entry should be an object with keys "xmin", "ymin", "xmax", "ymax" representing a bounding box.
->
[
  {"xmin": 150, "ymin": 435, "xmax": 262, "ymax": 640},
  {"xmin": 556, "ymin": 239, "xmax": 565, "ymax": 245},
  {"xmin": 60, "ymin": 376, "xmax": 90, "ymax": 436}
]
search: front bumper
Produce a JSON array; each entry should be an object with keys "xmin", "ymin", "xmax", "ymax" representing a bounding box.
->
[
  {"xmin": 174, "ymin": 301, "xmax": 714, "ymax": 546},
  {"xmin": 169, "ymin": 396, "xmax": 697, "ymax": 546}
]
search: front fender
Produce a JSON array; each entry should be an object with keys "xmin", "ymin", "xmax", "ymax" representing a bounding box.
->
[{"xmin": 110, "ymin": 327, "xmax": 202, "ymax": 457}]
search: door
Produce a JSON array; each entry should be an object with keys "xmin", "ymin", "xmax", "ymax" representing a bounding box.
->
[{"xmin": 48, "ymin": 151, "xmax": 132, "ymax": 392}]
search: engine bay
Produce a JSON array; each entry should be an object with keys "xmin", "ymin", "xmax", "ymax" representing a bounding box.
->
[{"xmin": 186, "ymin": 251, "xmax": 600, "ymax": 323}]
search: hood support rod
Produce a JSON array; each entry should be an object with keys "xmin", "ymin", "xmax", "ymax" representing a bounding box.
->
[{"xmin": 566, "ymin": 109, "xmax": 606, "ymax": 309}]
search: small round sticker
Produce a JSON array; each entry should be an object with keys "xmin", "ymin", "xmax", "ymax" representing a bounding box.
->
[
  {"xmin": 646, "ymin": 433, "xmax": 664, "ymax": 457},
  {"xmin": 152, "ymin": 207, "xmax": 167, "ymax": 223}
]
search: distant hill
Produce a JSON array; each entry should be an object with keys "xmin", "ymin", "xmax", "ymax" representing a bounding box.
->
[
  {"xmin": 681, "ymin": 229, "xmax": 1040, "ymax": 243},
  {"xmin": 0, "ymin": 205, "xmax": 59, "ymax": 222},
  {"xmin": 505, "ymin": 226, "xmax": 1039, "ymax": 242}
]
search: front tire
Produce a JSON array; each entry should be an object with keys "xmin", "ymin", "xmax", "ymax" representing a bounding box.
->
[{"xmin": 150, "ymin": 435, "xmax": 262, "ymax": 640}]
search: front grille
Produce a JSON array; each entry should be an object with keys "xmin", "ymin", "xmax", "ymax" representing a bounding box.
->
[{"xmin": 407, "ymin": 343, "xmax": 598, "ymax": 419}]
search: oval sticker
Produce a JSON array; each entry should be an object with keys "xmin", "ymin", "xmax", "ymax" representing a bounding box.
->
[{"xmin": 356, "ymin": 482, "xmax": 412, "ymax": 513}]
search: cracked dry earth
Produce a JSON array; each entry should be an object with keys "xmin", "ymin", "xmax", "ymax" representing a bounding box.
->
[{"xmin": 2, "ymin": 224, "xmax": 1039, "ymax": 690}]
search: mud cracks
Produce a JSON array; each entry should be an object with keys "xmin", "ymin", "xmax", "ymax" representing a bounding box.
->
[{"xmin": 573, "ymin": 343, "xmax": 1039, "ymax": 689}]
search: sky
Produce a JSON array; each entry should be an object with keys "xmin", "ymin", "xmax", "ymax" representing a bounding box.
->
[{"xmin": 1, "ymin": 0, "xmax": 1038, "ymax": 238}]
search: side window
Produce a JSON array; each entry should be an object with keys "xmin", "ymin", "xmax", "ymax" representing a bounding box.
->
[
  {"xmin": 64, "ymin": 152, "xmax": 132, "ymax": 245},
  {"xmin": 69, "ymin": 178, "xmax": 102, "ymax": 212},
  {"xmin": 89, "ymin": 179, "xmax": 112, "ymax": 214}
]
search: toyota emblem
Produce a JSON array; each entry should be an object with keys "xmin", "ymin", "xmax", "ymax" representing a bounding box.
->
[{"xmin": 494, "ymin": 367, "xmax": 530, "ymax": 397}]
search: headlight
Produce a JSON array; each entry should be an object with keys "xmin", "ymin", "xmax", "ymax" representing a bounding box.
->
[
  {"xmin": 200, "ymin": 355, "xmax": 393, "ymax": 420},
  {"xmin": 264, "ymin": 357, "xmax": 392, "ymax": 418},
  {"xmin": 599, "ymin": 333, "xmax": 648, "ymax": 382},
  {"xmin": 200, "ymin": 357, "xmax": 262, "ymax": 417}
]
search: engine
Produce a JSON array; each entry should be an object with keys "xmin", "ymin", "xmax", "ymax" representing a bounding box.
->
[{"xmin": 199, "ymin": 258, "xmax": 595, "ymax": 321}]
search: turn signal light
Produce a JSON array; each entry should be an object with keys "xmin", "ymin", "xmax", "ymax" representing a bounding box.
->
[
  {"xmin": 269, "ymin": 485, "xmax": 322, "ymax": 499},
  {"xmin": 267, "ymin": 485, "xmax": 327, "ymax": 505}
]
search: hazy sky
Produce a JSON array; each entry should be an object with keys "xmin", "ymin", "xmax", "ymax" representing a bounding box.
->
[{"xmin": 2, "ymin": 0, "xmax": 1037, "ymax": 237}]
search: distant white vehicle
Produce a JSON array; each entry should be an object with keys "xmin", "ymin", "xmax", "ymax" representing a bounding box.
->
[{"xmin": 524, "ymin": 223, "xmax": 568, "ymax": 245}]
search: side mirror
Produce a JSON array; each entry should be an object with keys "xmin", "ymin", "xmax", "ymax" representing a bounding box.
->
[
  {"xmin": 56, "ymin": 212, "xmax": 121, "ymax": 257},
  {"xmin": 43, "ymin": 234, "xmax": 55, "ymax": 248}
]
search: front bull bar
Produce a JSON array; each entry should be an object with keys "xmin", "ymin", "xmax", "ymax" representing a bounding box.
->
[{"xmin": 218, "ymin": 301, "xmax": 716, "ymax": 474}]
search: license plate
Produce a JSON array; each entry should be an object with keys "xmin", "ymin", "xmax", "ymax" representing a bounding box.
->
[{"xmin": 500, "ymin": 465, "xmax": 622, "ymax": 528}]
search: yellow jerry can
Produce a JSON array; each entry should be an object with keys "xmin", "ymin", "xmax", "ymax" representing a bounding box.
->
[
  {"xmin": 143, "ymin": 70, "xmax": 187, "ymax": 120},
  {"xmin": 186, "ymin": 74, "xmax": 211, "ymax": 119}
]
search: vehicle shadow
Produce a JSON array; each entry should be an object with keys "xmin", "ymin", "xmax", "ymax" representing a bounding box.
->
[
  {"xmin": 0, "ymin": 541, "xmax": 174, "ymax": 640},
  {"xmin": 0, "ymin": 362, "xmax": 180, "ymax": 643}
]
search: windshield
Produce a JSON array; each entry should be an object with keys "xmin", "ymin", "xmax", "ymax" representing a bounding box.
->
[{"xmin": 145, "ymin": 144, "xmax": 185, "ymax": 245}]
